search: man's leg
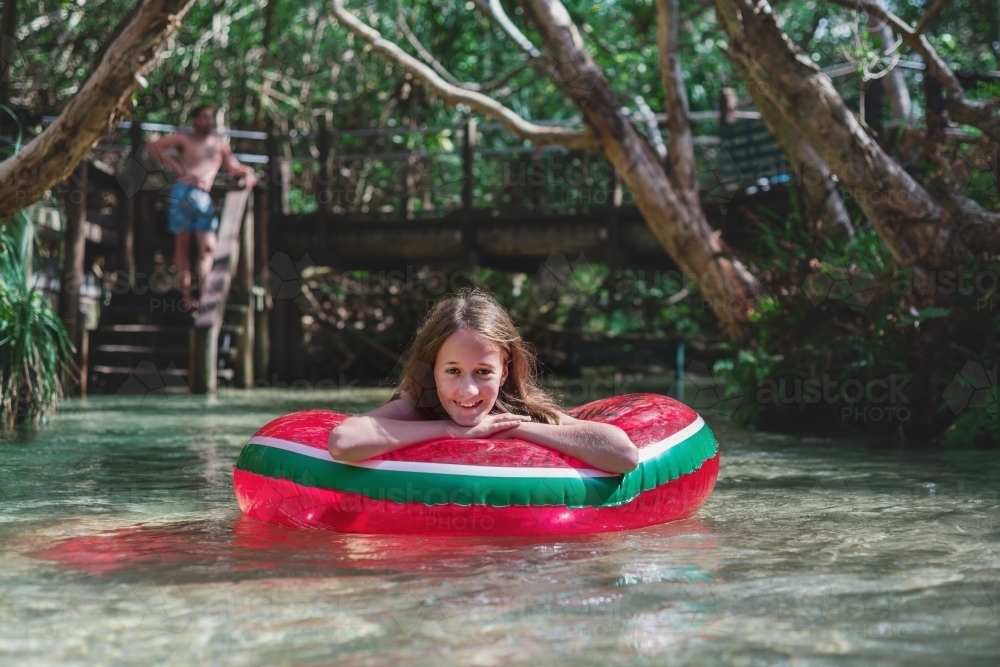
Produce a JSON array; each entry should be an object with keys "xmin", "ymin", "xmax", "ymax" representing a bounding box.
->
[
  {"xmin": 173, "ymin": 232, "xmax": 193, "ymax": 304},
  {"xmin": 195, "ymin": 230, "xmax": 217, "ymax": 303}
]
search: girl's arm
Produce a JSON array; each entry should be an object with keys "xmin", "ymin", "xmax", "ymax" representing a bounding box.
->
[
  {"xmin": 491, "ymin": 413, "xmax": 639, "ymax": 474},
  {"xmin": 328, "ymin": 395, "xmax": 530, "ymax": 461}
]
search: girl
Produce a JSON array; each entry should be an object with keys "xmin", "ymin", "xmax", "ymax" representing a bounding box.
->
[{"xmin": 328, "ymin": 288, "xmax": 639, "ymax": 474}]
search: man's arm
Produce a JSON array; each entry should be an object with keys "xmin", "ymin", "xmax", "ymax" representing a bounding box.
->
[
  {"xmin": 146, "ymin": 135, "xmax": 187, "ymax": 178},
  {"xmin": 221, "ymin": 143, "xmax": 257, "ymax": 188}
]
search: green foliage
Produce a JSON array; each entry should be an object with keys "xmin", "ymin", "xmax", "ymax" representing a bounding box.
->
[
  {"xmin": 11, "ymin": 1, "xmax": 994, "ymax": 137},
  {"xmin": 0, "ymin": 109, "xmax": 75, "ymax": 433},
  {"xmin": 0, "ymin": 211, "xmax": 76, "ymax": 433},
  {"xmin": 940, "ymin": 297, "xmax": 1000, "ymax": 446},
  {"xmin": 724, "ymin": 197, "xmax": 999, "ymax": 442},
  {"xmin": 943, "ymin": 386, "xmax": 999, "ymax": 446}
]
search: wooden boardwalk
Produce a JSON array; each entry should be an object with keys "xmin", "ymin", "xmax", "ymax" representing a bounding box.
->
[{"xmin": 21, "ymin": 103, "xmax": 792, "ymax": 394}]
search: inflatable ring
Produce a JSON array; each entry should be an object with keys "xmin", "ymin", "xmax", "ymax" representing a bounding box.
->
[{"xmin": 233, "ymin": 393, "xmax": 720, "ymax": 535}]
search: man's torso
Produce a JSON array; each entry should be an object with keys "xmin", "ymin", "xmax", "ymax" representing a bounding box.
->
[{"xmin": 174, "ymin": 133, "xmax": 226, "ymax": 191}]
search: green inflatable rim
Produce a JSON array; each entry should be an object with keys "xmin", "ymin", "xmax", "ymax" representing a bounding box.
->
[{"xmin": 235, "ymin": 419, "xmax": 718, "ymax": 508}]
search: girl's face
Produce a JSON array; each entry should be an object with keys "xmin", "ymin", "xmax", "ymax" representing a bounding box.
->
[{"xmin": 433, "ymin": 329, "xmax": 508, "ymax": 426}]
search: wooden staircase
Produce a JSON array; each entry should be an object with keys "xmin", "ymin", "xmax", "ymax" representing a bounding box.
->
[
  {"xmin": 88, "ymin": 188, "xmax": 257, "ymax": 394},
  {"xmin": 88, "ymin": 300, "xmax": 243, "ymax": 393}
]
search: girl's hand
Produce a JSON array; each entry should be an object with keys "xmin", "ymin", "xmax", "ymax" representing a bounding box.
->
[{"xmin": 449, "ymin": 413, "xmax": 531, "ymax": 439}]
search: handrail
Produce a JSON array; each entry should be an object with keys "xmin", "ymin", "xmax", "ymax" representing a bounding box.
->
[{"xmin": 190, "ymin": 187, "xmax": 253, "ymax": 393}]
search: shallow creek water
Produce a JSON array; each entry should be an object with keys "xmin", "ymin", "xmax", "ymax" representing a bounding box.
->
[{"xmin": 1, "ymin": 389, "xmax": 997, "ymax": 665}]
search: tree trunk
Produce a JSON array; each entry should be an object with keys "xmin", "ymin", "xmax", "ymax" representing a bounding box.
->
[
  {"xmin": 520, "ymin": 0, "xmax": 758, "ymax": 338},
  {"xmin": 0, "ymin": 0, "xmax": 197, "ymax": 223},
  {"xmin": 656, "ymin": 0, "xmax": 697, "ymax": 197},
  {"xmin": 724, "ymin": 49, "xmax": 854, "ymax": 239},
  {"xmin": 868, "ymin": 2, "xmax": 910, "ymax": 120},
  {"xmin": 87, "ymin": 1, "xmax": 145, "ymax": 79},
  {"xmin": 712, "ymin": 0, "xmax": 989, "ymax": 270},
  {"xmin": 832, "ymin": 0, "xmax": 1000, "ymax": 146}
]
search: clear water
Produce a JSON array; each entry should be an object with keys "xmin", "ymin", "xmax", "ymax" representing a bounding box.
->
[{"xmin": 1, "ymin": 389, "xmax": 997, "ymax": 666}]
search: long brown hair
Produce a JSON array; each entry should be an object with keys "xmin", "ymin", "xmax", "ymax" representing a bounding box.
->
[{"xmin": 390, "ymin": 288, "xmax": 561, "ymax": 424}]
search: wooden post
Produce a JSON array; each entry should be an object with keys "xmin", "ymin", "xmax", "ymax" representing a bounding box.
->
[
  {"xmin": 674, "ymin": 341, "xmax": 685, "ymax": 402},
  {"xmin": 78, "ymin": 327, "xmax": 89, "ymax": 398},
  {"xmin": 234, "ymin": 191, "xmax": 255, "ymax": 388},
  {"xmin": 189, "ymin": 325, "xmax": 219, "ymax": 394},
  {"xmin": 286, "ymin": 298, "xmax": 304, "ymax": 382},
  {"xmin": 316, "ymin": 112, "xmax": 332, "ymax": 255},
  {"xmin": 0, "ymin": 0, "xmax": 18, "ymax": 110},
  {"xmin": 270, "ymin": 295, "xmax": 286, "ymax": 381},
  {"xmin": 317, "ymin": 112, "xmax": 333, "ymax": 214},
  {"xmin": 136, "ymin": 190, "xmax": 158, "ymax": 279},
  {"xmin": 60, "ymin": 163, "xmax": 87, "ymax": 393},
  {"xmin": 607, "ymin": 165, "xmax": 622, "ymax": 265},
  {"xmin": 119, "ymin": 120, "xmax": 142, "ymax": 287},
  {"xmin": 531, "ymin": 150, "xmax": 544, "ymax": 211},
  {"xmin": 719, "ymin": 87, "xmax": 739, "ymax": 126},
  {"xmin": 461, "ymin": 115, "xmax": 477, "ymax": 264},
  {"xmin": 924, "ymin": 75, "xmax": 946, "ymax": 142},
  {"xmin": 266, "ymin": 124, "xmax": 290, "ymax": 216},
  {"xmin": 401, "ymin": 152, "xmax": 415, "ymax": 220},
  {"xmin": 864, "ymin": 78, "xmax": 884, "ymax": 138},
  {"xmin": 190, "ymin": 188, "xmax": 251, "ymax": 393},
  {"xmin": 253, "ymin": 186, "xmax": 270, "ymax": 381}
]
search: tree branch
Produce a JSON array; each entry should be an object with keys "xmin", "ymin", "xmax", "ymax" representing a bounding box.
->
[
  {"xmin": 396, "ymin": 8, "xmax": 474, "ymax": 89},
  {"xmin": 713, "ymin": 0, "xmax": 966, "ymax": 269},
  {"xmin": 519, "ymin": 0, "xmax": 760, "ymax": 337},
  {"xmin": 913, "ymin": 0, "xmax": 946, "ymax": 37},
  {"xmin": 471, "ymin": 0, "xmax": 558, "ymax": 81},
  {"xmin": 473, "ymin": 0, "xmax": 541, "ymax": 57},
  {"xmin": 657, "ymin": 0, "xmax": 698, "ymax": 194},
  {"xmin": 396, "ymin": 7, "xmax": 526, "ymax": 96},
  {"xmin": 331, "ymin": 0, "xmax": 597, "ymax": 150},
  {"xmin": 829, "ymin": 0, "xmax": 1000, "ymax": 144},
  {"xmin": 0, "ymin": 0, "xmax": 197, "ymax": 223}
]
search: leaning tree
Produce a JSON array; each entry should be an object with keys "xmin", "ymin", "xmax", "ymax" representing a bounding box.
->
[
  {"xmin": 332, "ymin": 0, "xmax": 761, "ymax": 339},
  {"xmin": 0, "ymin": 0, "xmax": 197, "ymax": 222},
  {"xmin": 713, "ymin": 0, "xmax": 1000, "ymax": 275}
]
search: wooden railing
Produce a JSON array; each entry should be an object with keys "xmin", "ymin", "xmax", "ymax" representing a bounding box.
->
[{"xmin": 189, "ymin": 187, "xmax": 254, "ymax": 393}]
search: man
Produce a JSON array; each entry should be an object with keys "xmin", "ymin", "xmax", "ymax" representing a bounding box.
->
[{"xmin": 147, "ymin": 105, "xmax": 256, "ymax": 312}]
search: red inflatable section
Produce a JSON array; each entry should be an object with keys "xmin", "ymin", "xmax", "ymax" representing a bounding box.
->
[
  {"xmin": 233, "ymin": 454, "xmax": 718, "ymax": 536},
  {"xmin": 235, "ymin": 394, "xmax": 719, "ymax": 535}
]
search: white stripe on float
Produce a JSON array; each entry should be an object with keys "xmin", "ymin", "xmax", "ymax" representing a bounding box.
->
[
  {"xmin": 636, "ymin": 416, "xmax": 705, "ymax": 462},
  {"xmin": 247, "ymin": 415, "xmax": 705, "ymax": 478}
]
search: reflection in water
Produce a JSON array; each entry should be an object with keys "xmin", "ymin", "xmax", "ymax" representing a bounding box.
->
[
  {"xmin": 31, "ymin": 515, "xmax": 716, "ymax": 582},
  {"xmin": 1, "ymin": 391, "xmax": 998, "ymax": 665}
]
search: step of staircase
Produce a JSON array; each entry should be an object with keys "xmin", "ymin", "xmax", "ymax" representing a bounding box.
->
[
  {"xmin": 88, "ymin": 288, "xmax": 243, "ymax": 394},
  {"xmin": 91, "ymin": 365, "xmax": 234, "ymax": 383}
]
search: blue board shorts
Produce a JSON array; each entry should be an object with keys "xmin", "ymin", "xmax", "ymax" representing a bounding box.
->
[{"xmin": 167, "ymin": 183, "xmax": 219, "ymax": 235}]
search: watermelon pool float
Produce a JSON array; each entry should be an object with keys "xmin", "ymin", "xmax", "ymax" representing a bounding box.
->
[{"xmin": 233, "ymin": 393, "xmax": 719, "ymax": 535}]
